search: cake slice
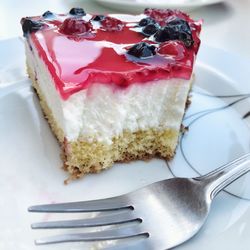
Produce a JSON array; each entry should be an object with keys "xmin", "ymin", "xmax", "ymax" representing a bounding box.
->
[{"xmin": 21, "ymin": 8, "xmax": 202, "ymax": 180}]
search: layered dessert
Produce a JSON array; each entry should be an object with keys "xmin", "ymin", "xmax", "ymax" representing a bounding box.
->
[{"xmin": 21, "ymin": 8, "xmax": 202, "ymax": 180}]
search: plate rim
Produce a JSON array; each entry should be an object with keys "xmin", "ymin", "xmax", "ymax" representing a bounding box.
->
[{"xmin": 94, "ymin": 0, "xmax": 224, "ymax": 9}]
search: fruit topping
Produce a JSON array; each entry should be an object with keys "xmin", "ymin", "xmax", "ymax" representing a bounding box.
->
[
  {"xmin": 100, "ymin": 16, "xmax": 124, "ymax": 31},
  {"xmin": 127, "ymin": 42, "xmax": 156, "ymax": 59},
  {"xmin": 69, "ymin": 7, "xmax": 86, "ymax": 16},
  {"xmin": 21, "ymin": 18, "xmax": 44, "ymax": 36},
  {"xmin": 158, "ymin": 41, "xmax": 187, "ymax": 60},
  {"xmin": 42, "ymin": 10, "xmax": 54, "ymax": 19},
  {"xmin": 138, "ymin": 17, "xmax": 156, "ymax": 27},
  {"xmin": 154, "ymin": 17, "xmax": 194, "ymax": 47},
  {"xmin": 144, "ymin": 8, "xmax": 190, "ymax": 25},
  {"xmin": 168, "ymin": 17, "xmax": 191, "ymax": 32},
  {"xmin": 167, "ymin": 18, "xmax": 193, "ymax": 46},
  {"xmin": 154, "ymin": 26, "xmax": 174, "ymax": 42},
  {"xmin": 141, "ymin": 23, "xmax": 159, "ymax": 37},
  {"xmin": 179, "ymin": 32, "xmax": 193, "ymax": 47},
  {"xmin": 59, "ymin": 18, "xmax": 93, "ymax": 35},
  {"xmin": 92, "ymin": 15, "xmax": 105, "ymax": 21}
]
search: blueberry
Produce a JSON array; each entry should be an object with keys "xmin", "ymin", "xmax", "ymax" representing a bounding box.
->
[
  {"xmin": 168, "ymin": 18, "xmax": 191, "ymax": 35},
  {"xmin": 167, "ymin": 18, "xmax": 194, "ymax": 47},
  {"xmin": 127, "ymin": 42, "xmax": 156, "ymax": 59},
  {"xmin": 138, "ymin": 17, "xmax": 155, "ymax": 27},
  {"xmin": 69, "ymin": 7, "xmax": 86, "ymax": 16},
  {"xmin": 154, "ymin": 17, "xmax": 194, "ymax": 47},
  {"xmin": 179, "ymin": 32, "xmax": 193, "ymax": 47},
  {"xmin": 92, "ymin": 15, "xmax": 105, "ymax": 21},
  {"xmin": 42, "ymin": 10, "xmax": 54, "ymax": 19},
  {"xmin": 142, "ymin": 23, "xmax": 159, "ymax": 37},
  {"xmin": 21, "ymin": 18, "xmax": 44, "ymax": 36},
  {"xmin": 154, "ymin": 26, "xmax": 176, "ymax": 42}
]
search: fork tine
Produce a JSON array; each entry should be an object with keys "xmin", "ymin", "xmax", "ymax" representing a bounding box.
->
[
  {"xmin": 28, "ymin": 195, "xmax": 130, "ymax": 213},
  {"xmin": 35, "ymin": 225, "xmax": 147, "ymax": 245},
  {"xmin": 31, "ymin": 210, "xmax": 140, "ymax": 229}
]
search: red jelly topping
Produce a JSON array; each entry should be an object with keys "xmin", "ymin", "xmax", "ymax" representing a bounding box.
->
[
  {"xmin": 158, "ymin": 41, "xmax": 187, "ymax": 60},
  {"xmin": 27, "ymin": 10, "xmax": 202, "ymax": 100}
]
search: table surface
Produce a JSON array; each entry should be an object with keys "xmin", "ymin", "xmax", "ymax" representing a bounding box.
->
[{"xmin": 0, "ymin": 0, "xmax": 250, "ymax": 60}]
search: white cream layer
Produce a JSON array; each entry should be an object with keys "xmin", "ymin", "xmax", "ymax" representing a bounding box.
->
[{"xmin": 26, "ymin": 40, "xmax": 192, "ymax": 145}]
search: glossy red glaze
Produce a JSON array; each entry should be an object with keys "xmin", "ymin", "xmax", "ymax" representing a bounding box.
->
[
  {"xmin": 158, "ymin": 41, "xmax": 187, "ymax": 60},
  {"xmin": 28, "ymin": 11, "xmax": 201, "ymax": 100}
]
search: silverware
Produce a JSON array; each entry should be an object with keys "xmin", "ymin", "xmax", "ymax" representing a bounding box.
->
[{"xmin": 29, "ymin": 153, "xmax": 250, "ymax": 249}]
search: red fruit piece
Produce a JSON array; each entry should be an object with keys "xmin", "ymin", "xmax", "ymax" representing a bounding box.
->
[
  {"xmin": 59, "ymin": 18, "xmax": 93, "ymax": 35},
  {"xmin": 158, "ymin": 41, "xmax": 187, "ymax": 60},
  {"xmin": 100, "ymin": 16, "xmax": 124, "ymax": 31},
  {"xmin": 144, "ymin": 8, "xmax": 190, "ymax": 26}
]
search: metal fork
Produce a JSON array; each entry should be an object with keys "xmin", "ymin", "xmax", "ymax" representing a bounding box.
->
[{"xmin": 29, "ymin": 153, "xmax": 250, "ymax": 249}]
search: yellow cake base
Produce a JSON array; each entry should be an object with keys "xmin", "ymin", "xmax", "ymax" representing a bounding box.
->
[{"xmin": 28, "ymin": 66, "xmax": 184, "ymax": 181}]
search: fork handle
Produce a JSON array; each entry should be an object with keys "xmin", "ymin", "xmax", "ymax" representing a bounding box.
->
[{"xmin": 196, "ymin": 153, "xmax": 250, "ymax": 200}]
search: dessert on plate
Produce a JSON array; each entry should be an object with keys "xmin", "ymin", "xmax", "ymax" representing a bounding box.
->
[{"xmin": 21, "ymin": 8, "xmax": 202, "ymax": 180}]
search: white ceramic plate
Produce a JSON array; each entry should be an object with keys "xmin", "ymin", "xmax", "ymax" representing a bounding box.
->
[
  {"xmin": 0, "ymin": 37, "xmax": 250, "ymax": 250},
  {"xmin": 94, "ymin": 0, "xmax": 225, "ymax": 13}
]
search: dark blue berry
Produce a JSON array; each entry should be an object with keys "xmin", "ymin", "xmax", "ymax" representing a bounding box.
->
[
  {"xmin": 179, "ymin": 32, "xmax": 193, "ymax": 47},
  {"xmin": 154, "ymin": 17, "xmax": 194, "ymax": 47},
  {"xmin": 142, "ymin": 23, "xmax": 159, "ymax": 37},
  {"xmin": 21, "ymin": 18, "xmax": 44, "ymax": 36},
  {"xmin": 127, "ymin": 42, "xmax": 156, "ymax": 59},
  {"xmin": 138, "ymin": 17, "xmax": 155, "ymax": 27},
  {"xmin": 92, "ymin": 15, "xmax": 105, "ymax": 21},
  {"xmin": 168, "ymin": 18, "xmax": 193, "ymax": 47},
  {"xmin": 42, "ymin": 10, "xmax": 54, "ymax": 19},
  {"xmin": 154, "ymin": 26, "xmax": 176, "ymax": 42},
  {"xmin": 168, "ymin": 18, "xmax": 192, "ymax": 35},
  {"xmin": 69, "ymin": 7, "xmax": 86, "ymax": 16}
]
